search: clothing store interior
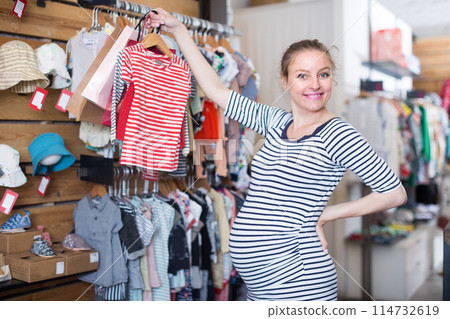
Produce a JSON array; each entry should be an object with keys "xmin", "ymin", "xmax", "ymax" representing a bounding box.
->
[{"xmin": 0, "ymin": 0, "xmax": 449, "ymax": 302}]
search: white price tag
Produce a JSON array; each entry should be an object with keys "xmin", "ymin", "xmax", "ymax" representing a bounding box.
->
[
  {"xmin": 55, "ymin": 89, "xmax": 73, "ymax": 112},
  {"xmin": 13, "ymin": 0, "xmax": 25, "ymax": 18},
  {"xmin": 58, "ymin": 93, "xmax": 70, "ymax": 109},
  {"xmin": 0, "ymin": 190, "xmax": 19, "ymax": 215},
  {"xmin": 56, "ymin": 261, "xmax": 65, "ymax": 275},
  {"xmin": 1, "ymin": 194, "xmax": 15, "ymax": 213},
  {"xmin": 31, "ymin": 91, "xmax": 44, "ymax": 110},
  {"xmin": 38, "ymin": 176, "xmax": 49, "ymax": 194},
  {"xmin": 90, "ymin": 252, "xmax": 99, "ymax": 263}
]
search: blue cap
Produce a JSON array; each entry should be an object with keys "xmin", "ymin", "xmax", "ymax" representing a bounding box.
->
[{"xmin": 28, "ymin": 133, "xmax": 75, "ymax": 176}]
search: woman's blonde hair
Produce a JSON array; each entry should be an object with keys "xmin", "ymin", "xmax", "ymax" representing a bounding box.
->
[{"xmin": 280, "ymin": 39, "xmax": 337, "ymax": 79}]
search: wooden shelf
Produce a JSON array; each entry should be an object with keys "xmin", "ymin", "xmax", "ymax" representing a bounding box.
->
[{"xmin": 362, "ymin": 60, "xmax": 420, "ymax": 79}]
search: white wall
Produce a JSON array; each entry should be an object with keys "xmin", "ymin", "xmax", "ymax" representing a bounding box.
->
[
  {"xmin": 339, "ymin": 0, "xmax": 414, "ymax": 300},
  {"xmin": 342, "ymin": 0, "xmax": 413, "ymax": 99},
  {"xmin": 232, "ymin": 0, "xmax": 343, "ymax": 112}
]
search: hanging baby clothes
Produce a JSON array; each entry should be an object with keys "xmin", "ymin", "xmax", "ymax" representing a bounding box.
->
[
  {"xmin": 67, "ymin": 29, "xmax": 108, "ymax": 92},
  {"xmin": 73, "ymin": 194, "xmax": 128, "ymax": 287},
  {"xmin": 140, "ymin": 199, "xmax": 161, "ymax": 301},
  {"xmin": 114, "ymin": 198, "xmax": 145, "ymax": 260},
  {"xmin": 119, "ymin": 44, "xmax": 191, "ymax": 172},
  {"xmin": 144, "ymin": 196, "xmax": 176, "ymax": 301}
]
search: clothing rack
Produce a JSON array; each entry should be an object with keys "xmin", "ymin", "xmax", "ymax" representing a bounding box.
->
[{"xmin": 87, "ymin": 0, "xmax": 242, "ymax": 37}]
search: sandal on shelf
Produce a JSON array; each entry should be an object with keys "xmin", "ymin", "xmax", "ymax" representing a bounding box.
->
[
  {"xmin": 62, "ymin": 233, "xmax": 92, "ymax": 251},
  {"xmin": 42, "ymin": 232, "xmax": 52, "ymax": 246},
  {"xmin": 0, "ymin": 210, "xmax": 31, "ymax": 233},
  {"xmin": 30, "ymin": 236, "xmax": 55, "ymax": 258}
]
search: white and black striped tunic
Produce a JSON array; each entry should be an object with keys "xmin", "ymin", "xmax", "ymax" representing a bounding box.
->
[{"xmin": 225, "ymin": 91, "xmax": 401, "ymax": 301}]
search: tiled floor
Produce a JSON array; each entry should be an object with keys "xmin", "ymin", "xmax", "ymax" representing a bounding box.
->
[{"xmin": 409, "ymin": 271, "xmax": 443, "ymax": 301}]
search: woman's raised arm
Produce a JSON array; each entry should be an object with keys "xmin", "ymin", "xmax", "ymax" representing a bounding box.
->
[{"xmin": 148, "ymin": 8, "xmax": 231, "ymax": 109}]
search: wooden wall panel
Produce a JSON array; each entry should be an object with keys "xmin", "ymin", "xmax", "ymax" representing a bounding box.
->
[
  {"xmin": 0, "ymin": 123, "xmax": 99, "ymax": 162},
  {"xmin": 0, "ymin": 276, "xmax": 93, "ymax": 300},
  {"xmin": 0, "ymin": 35, "xmax": 62, "ymax": 50},
  {"xmin": 3, "ymin": 281, "xmax": 94, "ymax": 301},
  {"xmin": 0, "ymin": 0, "xmax": 198, "ymax": 300},
  {"xmin": 0, "ymin": 203, "xmax": 77, "ymax": 242},
  {"xmin": 0, "ymin": 1, "xmax": 89, "ymax": 41},
  {"xmin": 0, "ymin": 167, "xmax": 92, "ymax": 207},
  {"xmin": 0, "ymin": 90, "xmax": 72, "ymax": 121},
  {"xmin": 0, "ymin": 1, "xmax": 199, "ymax": 41},
  {"xmin": 413, "ymin": 36, "xmax": 450, "ymax": 55},
  {"xmin": 420, "ymin": 64, "xmax": 450, "ymax": 79},
  {"xmin": 130, "ymin": 0, "xmax": 199, "ymax": 17},
  {"xmin": 412, "ymin": 79, "xmax": 443, "ymax": 94},
  {"xmin": 413, "ymin": 36, "xmax": 450, "ymax": 93}
]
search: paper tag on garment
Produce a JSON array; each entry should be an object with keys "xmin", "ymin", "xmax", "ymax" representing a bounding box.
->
[
  {"xmin": 37, "ymin": 176, "xmax": 50, "ymax": 196},
  {"xmin": 104, "ymin": 22, "xmax": 115, "ymax": 35},
  {"xmin": 55, "ymin": 89, "xmax": 72, "ymax": 112},
  {"xmin": 154, "ymin": 60, "xmax": 164, "ymax": 67},
  {"xmin": 0, "ymin": 190, "xmax": 19, "ymax": 215},
  {"xmin": 82, "ymin": 38, "xmax": 97, "ymax": 46},
  {"xmin": 56, "ymin": 262, "xmax": 65, "ymax": 275},
  {"xmin": 12, "ymin": 0, "xmax": 27, "ymax": 19},
  {"xmin": 90, "ymin": 252, "xmax": 99, "ymax": 263},
  {"xmin": 29, "ymin": 87, "xmax": 48, "ymax": 111}
]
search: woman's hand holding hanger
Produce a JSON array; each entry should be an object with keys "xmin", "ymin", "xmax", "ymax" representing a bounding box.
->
[
  {"xmin": 147, "ymin": 8, "xmax": 231, "ymax": 109},
  {"xmin": 147, "ymin": 9, "xmax": 183, "ymax": 35}
]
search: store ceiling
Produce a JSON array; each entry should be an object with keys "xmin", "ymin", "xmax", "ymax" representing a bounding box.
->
[{"xmin": 377, "ymin": 0, "xmax": 450, "ymax": 39}]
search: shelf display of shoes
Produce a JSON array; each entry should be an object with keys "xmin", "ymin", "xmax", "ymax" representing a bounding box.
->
[
  {"xmin": 0, "ymin": 210, "xmax": 31, "ymax": 233},
  {"xmin": 30, "ymin": 236, "xmax": 56, "ymax": 258}
]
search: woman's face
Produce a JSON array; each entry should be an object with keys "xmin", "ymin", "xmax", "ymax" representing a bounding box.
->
[{"xmin": 281, "ymin": 50, "xmax": 333, "ymax": 113}]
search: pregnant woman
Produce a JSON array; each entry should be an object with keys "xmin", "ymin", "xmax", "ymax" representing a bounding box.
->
[{"xmin": 147, "ymin": 9, "xmax": 407, "ymax": 300}]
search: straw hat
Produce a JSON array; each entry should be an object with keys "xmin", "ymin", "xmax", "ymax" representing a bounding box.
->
[{"xmin": 0, "ymin": 40, "xmax": 50, "ymax": 93}]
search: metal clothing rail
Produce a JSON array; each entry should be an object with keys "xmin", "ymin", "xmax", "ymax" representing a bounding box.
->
[{"xmin": 111, "ymin": 0, "xmax": 242, "ymax": 37}]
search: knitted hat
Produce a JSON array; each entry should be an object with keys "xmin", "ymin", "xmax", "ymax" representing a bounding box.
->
[{"xmin": 0, "ymin": 41, "xmax": 50, "ymax": 93}]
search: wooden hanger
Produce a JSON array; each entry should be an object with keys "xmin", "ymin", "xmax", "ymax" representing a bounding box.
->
[
  {"xmin": 141, "ymin": 32, "xmax": 173, "ymax": 59},
  {"xmin": 196, "ymin": 33, "xmax": 205, "ymax": 47},
  {"xmin": 116, "ymin": 16, "xmax": 131, "ymax": 28},
  {"xmin": 159, "ymin": 180, "xmax": 171, "ymax": 198},
  {"xmin": 195, "ymin": 178, "xmax": 211, "ymax": 192},
  {"xmin": 103, "ymin": 14, "xmax": 115, "ymax": 27},
  {"xmin": 165, "ymin": 178, "xmax": 178, "ymax": 192},
  {"xmin": 219, "ymin": 38, "xmax": 234, "ymax": 53},
  {"xmin": 221, "ymin": 175, "xmax": 234, "ymax": 189},
  {"xmin": 206, "ymin": 35, "xmax": 218, "ymax": 48},
  {"xmin": 90, "ymin": 183, "xmax": 107, "ymax": 198},
  {"xmin": 174, "ymin": 177, "xmax": 193, "ymax": 195}
]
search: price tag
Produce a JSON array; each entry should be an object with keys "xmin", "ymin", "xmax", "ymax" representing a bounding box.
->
[
  {"xmin": 29, "ymin": 87, "xmax": 48, "ymax": 111},
  {"xmin": 12, "ymin": 0, "xmax": 27, "ymax": 19},
  {"xmin": 0, "ymin": 189, "xmax": 19, "ymax": 215},
  {"xmin": 90, "ymin": 252, "xmax": 99, "ymax": 263},
  {"xmin": 56, "ymin": 262, "xmax": 65, "ymax": 275},
  {"xmin": 55, "ymin": 89, "xmax": 73, "ymax": 112},
  {"xmin": 37, "ymin": 176, "xmax": 50, "ymax": 196}
]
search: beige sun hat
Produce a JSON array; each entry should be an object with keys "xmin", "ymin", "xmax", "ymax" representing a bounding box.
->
[{"xmin": 0, "ymin": 40, "xmax": 50, "ymax": 93}]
